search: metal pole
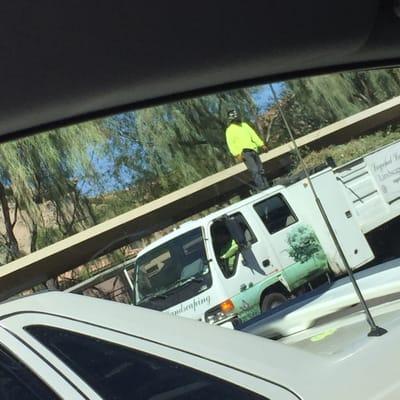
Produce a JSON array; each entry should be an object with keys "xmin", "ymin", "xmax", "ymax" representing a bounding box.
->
[{"xmin": 269, "ymin": 84, "xmax": 386, "ymax": 337}]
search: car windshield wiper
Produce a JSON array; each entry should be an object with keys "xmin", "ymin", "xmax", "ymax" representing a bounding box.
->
[
  {"xmin": 137, "ymin": 292, "xmax": 168, "ymax": 305},
  {"xmin": 162, "ymin": 275, "xmax": 204, "ymax": 295},
  {"xmin": 165, "ymin": 275, "xmax": 204, "ymax": 292},
  {"xmin": 155, "ymin": 275, "xmax": 204, "ymax": 298}
]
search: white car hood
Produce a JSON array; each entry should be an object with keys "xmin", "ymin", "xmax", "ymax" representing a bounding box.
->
[{"xmin": 243, "ymin": 258, "xmax": 400, "ymax": 339}]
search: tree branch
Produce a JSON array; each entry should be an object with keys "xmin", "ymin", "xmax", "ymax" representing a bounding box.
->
[
  {"xmin": 11, "ymin": 200, "xmax": 18, "ymax": 229},
  {"xmin": 266, "ymin": 113, "xmax": 279, "ymax": 143}
]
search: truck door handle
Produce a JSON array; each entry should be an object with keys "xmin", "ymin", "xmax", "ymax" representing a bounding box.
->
[{"xmin": 262, "ymin": 259, "xmax": 270, "ymax": 267}]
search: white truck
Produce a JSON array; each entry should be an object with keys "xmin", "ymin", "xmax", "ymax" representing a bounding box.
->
[
  {"xmin": 68, "ymin": 140, "xmax": 400, "ymax": 327},
  {"xmin": 130, "ymin": 140, "xmax": 400, "ymax": 326}
]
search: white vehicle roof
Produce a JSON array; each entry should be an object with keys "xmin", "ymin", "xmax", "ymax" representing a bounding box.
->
[
  {"xmin": 136, "ymin": 185, "xmax": 285, "ymax": 258},
  {"xmin": 2, "ymin": 291, "xmax": 312, "ymax": 391},
  {"xmin": 4, "ymin": 290, "xmax": 400, "ymax": 400}
]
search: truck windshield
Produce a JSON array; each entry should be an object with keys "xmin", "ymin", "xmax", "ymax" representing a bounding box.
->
[{"xmin": 134, "ymin": 228, "xmax": 211, "ymax": 311}]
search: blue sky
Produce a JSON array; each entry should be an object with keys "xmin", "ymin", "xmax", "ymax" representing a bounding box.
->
[{"xmin": 252, "ymin": 83, "xmax": 285, "ymax": 113}]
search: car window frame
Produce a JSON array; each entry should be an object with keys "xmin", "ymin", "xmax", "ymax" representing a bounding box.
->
[
  {"xmin": 0, "ymin": 345, "xmax": 61, "ymax": 400},
  {"xmin": 0, "ymin": 326, "xmax": 87, "ymax": 400}
]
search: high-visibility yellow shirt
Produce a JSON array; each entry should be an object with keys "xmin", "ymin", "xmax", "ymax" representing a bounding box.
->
[
  {"xmin": 220, "ymin": 239, "xmax": 239, "ymax": 270},
  {"xmin": 225, "ymin": 122, "xmax": 264, "ymax": 157}
]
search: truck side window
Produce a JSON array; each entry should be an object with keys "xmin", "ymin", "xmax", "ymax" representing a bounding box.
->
[
  {"xmin": 211, "ymin": 214, "xmax": 255, "ymax": 278},
  {"xmin": 254, "ymin": 195, "xmax": 297, "ymax": 234}
]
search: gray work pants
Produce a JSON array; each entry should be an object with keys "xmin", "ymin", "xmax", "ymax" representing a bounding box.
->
[{"xmin": 242, "ymin": 150, "xmax": 269, "ymax": 192}]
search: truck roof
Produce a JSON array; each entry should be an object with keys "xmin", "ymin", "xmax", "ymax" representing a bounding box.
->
[{"xmin": 136, "ymin": 184, "xmax": 285, "ymax": 257}]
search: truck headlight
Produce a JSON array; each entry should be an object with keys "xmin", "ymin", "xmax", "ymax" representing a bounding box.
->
[{"xmin": 205, "ymin": 299, "xmax": 235, "ymax": 324}]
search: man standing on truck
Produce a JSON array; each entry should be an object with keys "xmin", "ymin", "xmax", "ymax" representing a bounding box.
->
[{"xmin": 225, "ymin": 109, "xmax": 269, "ymax": 192}]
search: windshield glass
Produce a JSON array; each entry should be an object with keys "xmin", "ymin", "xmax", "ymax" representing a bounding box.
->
[
  {"xmin": 134, "ymin": 228, "xmax": 211, "ymax": 310},
  {"xmin": 5, "ymin": 66, "xmax": 400, "ymax": 338}
]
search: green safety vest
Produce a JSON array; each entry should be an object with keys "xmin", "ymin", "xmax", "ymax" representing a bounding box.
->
[
  {"xmin": 220, "ymin": 240, "xmax": 239, "ymax": 271},
  {"xmin": 225, "ymin": 122, "xmax": 264, "ymax": 157}
]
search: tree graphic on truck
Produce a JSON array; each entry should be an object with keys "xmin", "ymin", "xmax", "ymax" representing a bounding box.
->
[{"xmin": 287, "ymin": 224, "xmax": 322, "ymax": 263}]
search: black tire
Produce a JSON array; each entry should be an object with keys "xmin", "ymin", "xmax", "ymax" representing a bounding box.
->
[{"xmin": 261, "ymin": 292, "xmax": 287, "ymax": 312}]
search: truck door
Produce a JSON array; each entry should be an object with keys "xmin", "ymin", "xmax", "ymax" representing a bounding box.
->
[
  {"xmin": 253, "ymin": 194, "xmax": 298, "ymax": 268},
  {"xmin": 311, "ymin": 170, "xmax": 374, "ymax": 271},
  {"xmin": 208, "ymin": 212, "xmax": 280, "ymax": 317},
  {"xmin": 252, "ymin": 193, "xmax": 330, "ymax": 290}
]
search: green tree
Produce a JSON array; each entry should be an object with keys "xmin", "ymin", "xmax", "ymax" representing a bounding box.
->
[
  {"xmin": 286, "ymin": 69, "xmax": 400, "ymax": 133},
  {"xmin": 0, "ymin": 121, "xmax": 105, "ymax": 262},
  {"xmin": 105, "ymin": 88, "xmax": 258, "ymax": 203},
  {"xmin": 260, "ymin": 68, "xmax": 400, "ymax": 150}
]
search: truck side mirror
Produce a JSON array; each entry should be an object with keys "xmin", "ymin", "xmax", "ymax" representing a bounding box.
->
[{"xmin": 223, "ymin": 215, "xmax": 251, "ymax": 251}]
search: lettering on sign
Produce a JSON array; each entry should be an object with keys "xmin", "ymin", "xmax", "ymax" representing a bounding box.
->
[
  {"xmin": 365, "ymin": 142, "xmax": 400, "ymax": 203},
  {"xmin": 169, "ymin": 295, "xmax": 211, "ymax": 316}
]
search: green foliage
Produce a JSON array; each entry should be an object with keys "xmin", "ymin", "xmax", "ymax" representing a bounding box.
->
[
  {"xmin": 90, "ymin": 190, "xmax": 137, "ymax": 224},
  {"xmin": 286, "ymin": 69, "xmax": 400, "ymax": 128},
  {"xmin": 292, "ymin": 130, "xmax": 400, "ymax": 175},
  {"xmin": 0, "ymin": 120, "xmax": 106, "ymax": 260},
  {"xmin": 35, "ymin": 227, "xmax": 64, "ymax": 250},
  {"xmin": 0, "ymin": 122, "xmax": 103, "ymax": 216},
  {"xmin": 262, "ymin": 68, "xmax": 400, "ymax": 149},
  {"xmin": 95, "ymin": 89, "xmax": 259, "ymax": 224}
]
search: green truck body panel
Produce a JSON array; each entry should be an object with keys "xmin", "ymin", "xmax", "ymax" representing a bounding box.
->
[
  {"xmin": 282, "ymin": 250, "xmax": 329, "ymax": 290},
  {"xmin": 231, "ymin": 274, "xmax": 280, "ymax": 322}
]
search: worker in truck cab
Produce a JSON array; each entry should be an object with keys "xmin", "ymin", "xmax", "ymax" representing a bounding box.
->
[
  {"xmin": 213, "ymin": 225, "xmax": 239, "ymax": 277},
  {"xmin": 225, "ymin": 109, "xmax": 269, "ymax": 192}
]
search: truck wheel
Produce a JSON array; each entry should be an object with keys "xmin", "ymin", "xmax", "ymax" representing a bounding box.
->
[{"xmin": 261, "ymin": 293, "xmax": 287, "ymax": 312}]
